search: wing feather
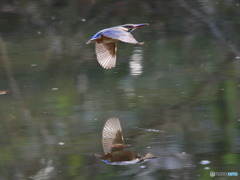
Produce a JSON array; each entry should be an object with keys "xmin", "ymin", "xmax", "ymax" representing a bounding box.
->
[
  {"xmin": 101, "ymin": 28, "xmax": 140, "ymax": 44},
  {"xmin": 102, "ymin": 118, "xmax": 124, "ymax": 154},
  {"xmin": 95, "ymin": 42, "xmax": 117, "ymax": 69}
]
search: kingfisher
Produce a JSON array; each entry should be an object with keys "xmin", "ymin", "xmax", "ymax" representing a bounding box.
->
[
  {"xmin": 86, "ymin": 23, "xmax": 149, "ymax": 69},
  {"xmin": 95, "ymin": 118, "xmax": 157, "ymax": 165}
]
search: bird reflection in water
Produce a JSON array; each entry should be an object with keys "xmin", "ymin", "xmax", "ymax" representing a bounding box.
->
[
  {"xmin": 86, "ymin": 23, "xmax": 149, "ymax": 69},
  {"xmin": 95, "ymin": 118, "xmax": 157, "ymax": 165}
]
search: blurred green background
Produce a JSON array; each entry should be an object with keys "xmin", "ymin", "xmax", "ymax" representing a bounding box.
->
[{"xmin": 0, "ymin": 0, "xmax": 239, "ymax": 179}]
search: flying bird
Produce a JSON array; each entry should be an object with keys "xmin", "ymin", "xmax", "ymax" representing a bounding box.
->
[
  {"xmin": 95, "ymin": 118, "xmax": 157, "ymax": 165},
  {"xmin": 86, "ymin": 23, "xmax": 149, "ymax": 69}
]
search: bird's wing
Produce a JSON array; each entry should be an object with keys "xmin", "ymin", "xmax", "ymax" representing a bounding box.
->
[
  {"xmin": 95, "ymin": 42, "xmax": 117, "ymax": 69},
  {"xmin": 102, "ymin": 118, "xmax": 124, "ymax": 154},
  {"xmin": 102, "ymin": 29, "xmax": 140, "ymax": 44}
]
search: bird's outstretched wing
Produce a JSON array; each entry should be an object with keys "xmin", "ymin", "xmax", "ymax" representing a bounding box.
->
[
  {"xmin": 102, "ymin": 28, "xmax": 142, "ymax": 44},
  {"xmin": 102, "ymin": 118, "xmax": 124, "ymax": 154},
  {"xmin": 95, "ymin": 42, "xmax": 117, "ymax": 69}
]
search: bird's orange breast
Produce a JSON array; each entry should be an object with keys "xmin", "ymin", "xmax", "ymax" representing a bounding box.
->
[
  {"xmin": 95, "ymin": 36, "xmax": 116, "ymax": 43},
  {"xmin": 100, "ymin": 151, "xmax": 139, "ymax": 162}
]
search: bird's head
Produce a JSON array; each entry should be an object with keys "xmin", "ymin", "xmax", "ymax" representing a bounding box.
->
[{"xmin": 120, "ymin": 23, "xmax": 149, "ymax": 32}]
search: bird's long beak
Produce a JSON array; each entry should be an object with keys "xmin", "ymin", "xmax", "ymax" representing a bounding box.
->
[{"xmin": 134, "ymin": 23, "xmax": 149, "ymax": 28}]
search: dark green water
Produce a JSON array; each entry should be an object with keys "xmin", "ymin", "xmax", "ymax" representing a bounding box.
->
[{"xmin": 0, "ymin": 0, "xmax": 239, "ymax": 179}]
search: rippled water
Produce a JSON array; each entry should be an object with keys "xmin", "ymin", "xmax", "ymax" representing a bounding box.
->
[{"xmin": 0, "ymin": 1, "xmax": 240, "ymax": 179}]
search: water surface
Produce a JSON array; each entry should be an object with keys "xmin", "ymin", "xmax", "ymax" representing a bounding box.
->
[{"xmin": 0, "ymin": 1, "xmax": 240, "ymax": 179}]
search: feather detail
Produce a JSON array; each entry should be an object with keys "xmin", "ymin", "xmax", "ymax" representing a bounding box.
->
[
  {"xmin": 102, "ymin": 118, "xmax": 124, "ymax": 154},
  {"xmin": 101, "ymin": 28, "xmax": 140, "ymax": 44},
  {"xmin": 95, "ymin": 42, "xmax": 117, "ymax": 69}
]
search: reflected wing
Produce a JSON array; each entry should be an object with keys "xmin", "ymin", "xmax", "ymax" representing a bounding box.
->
[
  {"xmin": 102, "ymin": 28, "xmax": 140, "ymax": 44},
  {"xmin": 95, "ymin": 42, "xmax": 117, "ymax": 69},
  {"xmin": 102, "ymin": 118, "xmax": 124, "ymax": 154}
]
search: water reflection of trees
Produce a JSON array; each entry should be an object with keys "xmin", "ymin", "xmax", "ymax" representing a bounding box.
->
[{"xmin": 0, "ymin": 0, "xmax": 240, "ymax": 179}]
